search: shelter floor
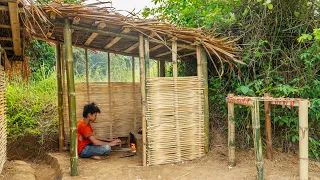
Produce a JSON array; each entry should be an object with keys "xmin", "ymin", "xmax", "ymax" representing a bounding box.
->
[{"xmin": 47, "ymin": 147, "xmax": 320, "ymax": 180}]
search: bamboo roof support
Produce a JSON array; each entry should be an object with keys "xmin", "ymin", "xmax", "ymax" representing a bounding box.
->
[
  {"xmin": 156, "ymin": 47, "xmax": 183, "ymax": 58},
  {"xmin": 0, "ymin": 24, "xmax": 11, "ymax": 29},
  {"xmin": 104, "ymin": 28, "xmax": 130, "ymax": 49},
  {"xmin": 201, "ymin": 47, "xmax": 209, "ymax": 153},
  {"xmin": 84, "ymin": 23, "xmax": 106, "ymax": 46},
  {"xmin": 64, "ymin": 19, "xmax": 78, "ymax": 176},
  {"xmin": 132, "ymin": 56, "xmax": 136, "ymax": 132},
  {"xmin": 85, "ymin": 48, "xmax": 90, "ymax": 103},
  {"xmin": 124, "ymin": 33, "xmax": 155, "ymax": 53},
  {"xmin": 0, "ymin": 37, "xmax": 12, "ymax": 41},
  {"xmin": 56, "ymin": 43, "xmax": 64, "ymax": 152},
  {"xmin": 149, "ymin": 44, "xmax": 163, "ymax": 52},
  {"xmin": 107, "ymin": 52, "xmax": 113, "ymax": 139},
  {"xmin": 8, "ymin": 2, "xmax": 22, "ymax": 56},
  {"xmin": 299, "ymin": 100, "xmax": 308, "ymax": 180}
]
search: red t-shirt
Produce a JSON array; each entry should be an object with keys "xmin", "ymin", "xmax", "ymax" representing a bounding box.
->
[{"xmin": 77, "ymin": 120, "xmax": 94, "ymax": 154}]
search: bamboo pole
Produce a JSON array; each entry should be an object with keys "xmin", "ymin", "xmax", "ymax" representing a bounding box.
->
[
  {"xmin": 132, "ymin": 56, "xmax": 136, "ymax": 132},
  {"xmin": 157, "ymin": 60, "xmax": 160, "ymax": 77},
  {"xmin": 200, "ymin": 48, "xmax": 209, "ymax": 153},
  {"xmin": 196, "ymin": 46, "xmax": 203, "ymax": 155},
  {"xmin": 227, "ymin": 94, "xmax": 235, "ymax": 166},
  {"xmin": 160, "ymin": 61, "xmax": 165, "ymax": 77},
  {"xmin": 251, "ymin": 100, "xmax": 263, "ymax": 180},
  {"xmin": 56, "ymin": 43, "xmax": 64, "ymax": 152},
  {"xmin": 85, "ymin": 48, "xmax": 90, "ymax": 103},
  {"xmin": 299, "ymin": 100, "xmax": 308, "ymax": 180},
  {"xmin": 139, "ymin": 34, "xmax": 147, "ymax": 166},
  {"xmin": 63, "ymin": 19, "xmax": 78, "ymax": 176},
  {"xmin": 264, "ymin": 93, "xmax": 273, "ymax": 159},
  {"xmin": 108, "ymin": 53, "xmax": 112, "ymax": 139},
  {"xmin": 172, "ymin": 39, "xmax": 182, "ymax": 162}
]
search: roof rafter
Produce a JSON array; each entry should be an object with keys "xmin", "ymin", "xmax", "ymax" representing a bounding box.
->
[
  {"xmin": 8, "ymin": 2, "xmax": 22, "ymax": 56},
  {"xmin": 104, "ymin": 28, "xmax": 130, "ymax": 49},
  {"xmin": 84, "ymin": 22, "xmax": 106, "ymax": 46},
  {"xmin": 155, "ymin": 47, "xmax": 183, "ymax": 58},
  {"xmin": 124, "ymin": 33, "xmax": 156, "ymax": 53}
]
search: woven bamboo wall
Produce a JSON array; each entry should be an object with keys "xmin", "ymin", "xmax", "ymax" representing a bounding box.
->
[
  {"xmin": 0, "ymin": 65, "xmax": 6, "ymax": 173},
  {"xmin": 63, "ymin": 82, "xmax": 141, "ymax": 144},
  {"xmin": 146, "ymin": 77, "xmax": 204, "ymax": 165}
]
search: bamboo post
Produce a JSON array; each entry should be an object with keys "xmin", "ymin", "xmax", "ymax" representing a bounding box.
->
[
  {"xmin": 200, "ymin": 47, "xmax": 209, "ymax": 153},
  {"xmin": 251, "ymin": 100, "xmax": 263, "ymax": 180},
  {"xmin": 160, "ymin": 60, "xmax": 165, "ymax": 77},
  {"xmin": 108, "ymin": 53, "xmax": 113, "ymax": 139},
  {"xmin": 85, "ymin": 48, "xmax": 90, "ymax": 103},
  {"xmin": 299, "ymin": 100, "xmax": 308, "ymax": 180},
  {"xmin": 227, "ymin": 94, "xmax": 235, "ymax": 166},
  {"xmin": 56, "ymin": 43, "xmax": 64, "ymax": 152},
  {"xmin": 196, "ymin": 46, "xmax": 203, "ymax": 155},
  {"xmin": 172, "ymin": 38, "xmax": 181, "ymax": 162},
  {"xmin": 139, "ymin": 34, "xmax": 147, "ymax": 166},
  {"xmin": 157, "ymin": 60, "xmax": 160, "ymax": 77},
  {"xmin": 132, "ymin": 56, "xmax": 136, "ymax": 132},
  {"xmin": 264, "ymin": 93, "xmax": 273, "ymax": 159},
  {"xmin": 63, "ymin": 19, "xmax": 78, "ymax": 176}
]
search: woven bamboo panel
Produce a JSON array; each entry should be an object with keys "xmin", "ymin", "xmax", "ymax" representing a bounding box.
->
[
  {"xmin": 0, "ymin": 65, "xmax": 6, "ymax": 173},
  {"xmin": 146, "ymin": 77, "xmax": 204, "ymax": 165},
  {"xmin": 63, "ymin": 82, "xmax": 141, "ymax": 144}
]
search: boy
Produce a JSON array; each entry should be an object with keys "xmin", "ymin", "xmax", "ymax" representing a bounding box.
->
[{"xmin": 77, "ymin": 103, "xmax": 121, "ymax": 160}]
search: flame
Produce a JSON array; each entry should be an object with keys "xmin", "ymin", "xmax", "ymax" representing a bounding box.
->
[{"xmin": 130, "ymin": 143, "xmax": 136, "ymax": 153}]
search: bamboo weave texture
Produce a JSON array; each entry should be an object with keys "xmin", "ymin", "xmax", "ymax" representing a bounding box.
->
[{"xmin": 0, "ymin": 66, "xmax": 6, "ymax": 173}]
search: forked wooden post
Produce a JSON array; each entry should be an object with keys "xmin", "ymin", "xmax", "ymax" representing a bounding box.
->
[
  {"xmin": 264, "ymin": 93, "xmax": 273, "ymax": 159},
  {"xmin": 56, "ymin": 43, "xmax": 64, "ymax": 152},
  {"xmin": 251, "ymin": 100, "xmax": 263, "ymax": 180},
  {"xmin": 139, "ymin": 34, "xmax": 147, "ymax": 166},
  {"xmin": 227, "ymin": 94, "xmax": 235, "ymax": 166},
  {"xmin": 63, "ymin": 19, "xmax": 78, "ymax": 176},
  {"xmin": 85, "ymin": 48, "xmax": 90, "ymax": 103},
  {"xmin": 299, "ymin": 100, "xmax": 308, "ymax": 180},
  {"xmin": 200, "ymin": 47, "xmax": 209, "ymax": 153}
]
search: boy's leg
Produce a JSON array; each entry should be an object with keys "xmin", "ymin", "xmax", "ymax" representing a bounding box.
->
[{"xmin": 79, "ymin": 144, "xmax": 111, "ymax": 158}]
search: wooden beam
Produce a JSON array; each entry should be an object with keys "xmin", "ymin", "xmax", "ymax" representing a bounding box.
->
[
  {"xmin": 52, "ymin": 22, "xmax": 196, "ymax": 50},
  {"xmin": 124, "ymin": 33, "xmax": 156, "ymax": 53},
  {"xmin": 84, "ymin": 23, "xmax": 106, "ymax": 46},
  {"xmin": 3, "ymin": 47, "xmax": 13, "ymax": 50},
  {"xmin": 155, "ymin": 47, "xmax": 183, "ymax": 58},
  {"xmin": 8, "ymin": 2, "xmax": 22, "ymax": 56},
  {"xmin": 0, "ymin": 5, "xmax": 24, "ymax": 12},
  {"xmin": 264, "ymin": 93, "xmax": 273, "ymax": 159},
  {"xmin": 0, "ymin": 37, "xmax": 12, "ymax": 41},
  {"xmin": 149, "ymin": 44, "xmax": 163, "ymax": 52},
  {"xmin": 104, "ymin": 28, "xmax": 130, "ymax": 49},
  {"xmin": 0, "ymin": 24, "xmax": 11, "ymax": 29},
  {"xmin": 56, "ymin": 43, "xmax": 64, "ymax": 152},
  {"xmin": 181, "ymin": 52, "xmax": 196, "ymax": 57}
]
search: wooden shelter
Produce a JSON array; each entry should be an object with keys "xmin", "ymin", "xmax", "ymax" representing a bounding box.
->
[{"xmin": 1, "ymin": 1, "xmax": 241, "ymax": 176}]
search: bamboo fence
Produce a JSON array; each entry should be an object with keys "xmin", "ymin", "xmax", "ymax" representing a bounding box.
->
[
  {"xmin": 63, "ymin": 82, "xmax": 142, "ymax": 143},
  {"xmin": 146, "ymin": 77, "xmax": 204, "ymax": 165},
  {"xmin": 0, "ymin": 65, "xmax": 6, "ymax": 174}
]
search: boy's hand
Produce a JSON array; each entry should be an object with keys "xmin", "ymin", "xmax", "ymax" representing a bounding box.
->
[{"xmin": 110, "ymin": 139, "xmax": 121, "ymax": 146}]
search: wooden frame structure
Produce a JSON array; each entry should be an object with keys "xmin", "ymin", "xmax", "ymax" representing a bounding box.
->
[{"xmin": 226, "ymin": 94, "xmax": 310, "ymax": 180}]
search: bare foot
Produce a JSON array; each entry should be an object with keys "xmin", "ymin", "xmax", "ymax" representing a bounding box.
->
[{"xmin": 91, "ymin": 156, "xmax": 102, "ymax": 160}]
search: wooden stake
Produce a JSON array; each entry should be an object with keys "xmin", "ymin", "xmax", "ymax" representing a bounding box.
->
[
  {"xmin": 64, "ymin": 19, "xmax": 78, "ymax": 176},
  {"xmin": 264, "ymin": 93, "xmax": 273, "ymax": 159},
  {"xmin": 251, "ymin": 100, "xmax": 263, "ymax": 180},
  {"xmin": 299, "ymin": 100, "xmax": 308, "ymax": 180},
  {"xmin": 56, "ymin": 44, "xmax": 64, "ymax": 152},
  {"xmin": 172, "ymin": 39, "xmax": 181, "ymax": 162},
  {"xmin": 108, "ymin": 53, "xmax": 112, "ymax": 139},
  {"xmin": 200, "ymin": 47, "xmax": 209, "ymax": 153},
  {"xmin": 139, "ymin": 34, "xmax": 147, "ymax": 166},
  {"xmin": 227, "ymin": 94, "xmax": 235, "ymax": 166},
  {"xmin": 85, "ymin": 48, "xmax": 90, "ymax": 103},
  {"xmin": 132, "ymin": 56, "xmax": 136, "ymax": 132},
  {"xmin": 160, "ymin": 60, "xmax": 165, "ymax": 77}
]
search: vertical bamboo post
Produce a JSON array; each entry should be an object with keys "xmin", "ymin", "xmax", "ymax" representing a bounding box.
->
[
  {"xmin": 157, "ymin": 60, "xmax": 160, "ymax": 77},
  {"xmin": 160, "ymin": 60, "xmax": 165, "ymax": 77},
  {"xmin": 299, "ymin": 100, "xmax": 308, "ymax": 180},
  {"xmin": 85, "ymin": 48, "xmax": 90, "ymax": 103},
  {"xmin": 172, "ymin": 38, "xmax": 181, "ymax": 162},
  {"xmin": 196, "ymin": 46, "xmax": 203, "ymax": 155},
  {"xmin": 251, "ymin": 100, "xmax": 263, "ymax": 180},
  {"xmin": 63, "ymin": 19, "xmax": 78, "ymax": 176},
  {"xmin": 139, "ymin": 34, "xmax": 147, "ymax": 166},
  {"xmin": 56, "ymin": 43, "xmax": 64, "ymax": 152},
  {"xmin": 132, "ymin": 56, "xmax": 136, "ymax": 132},
  {"xmin": 108, "ymin": 53, "xmax": 112, "ymax": 139},
  {"xmin": 227, "ymin": 94, "xmax": 235, "ymax": 166},
  {"xmin": 264, "ymin": 93, "xmax": 273, "ymax": 159},
  {"xmin": 200, "ymin": 47, "xmax": 209, "ymax": 153},
  {"xmin": 144, "ymin": 38, "xmax": 151, "ymax": 164}
]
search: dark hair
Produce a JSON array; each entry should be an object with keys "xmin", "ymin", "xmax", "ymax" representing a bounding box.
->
[{"xmin": 83, "ymin": 102, "xmax": 101, "ymax": 118}]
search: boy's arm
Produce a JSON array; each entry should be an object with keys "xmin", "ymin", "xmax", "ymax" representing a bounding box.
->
[
  {"xmin": 95, "ymin": 135, "xmax": 117, "ymax": 142},
  {"xmin": 89, "ymin": 136, "xmax": 121, "ymax": 146}
]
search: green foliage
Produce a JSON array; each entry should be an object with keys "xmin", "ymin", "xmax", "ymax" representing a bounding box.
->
[{"xmin": 6, "ymin": 70, "xmax": 58, "ymax": 141}]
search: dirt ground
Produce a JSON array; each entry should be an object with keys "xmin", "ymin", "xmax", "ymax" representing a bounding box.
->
[
  {"xmin": 45, "ymin": 147, "xmax": 320, "ymax": 180},
  {"xmin": 1, "ymin": 147, "xmax": 320, "ymax": 180}
]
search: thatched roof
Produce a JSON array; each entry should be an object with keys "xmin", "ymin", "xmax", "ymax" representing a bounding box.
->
[{"xmin": 1, "ymin": 1, "xmax": 243, "ymax": 76}]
